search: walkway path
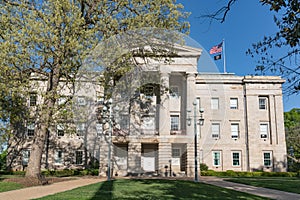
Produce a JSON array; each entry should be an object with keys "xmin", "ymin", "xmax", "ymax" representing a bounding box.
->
[
  {"xmin": 0, "ymin": 176, "xmax": 300, "ymax": 200},
  {"xmin": 0, "ymin": 177, "xmax": 105, "ymax": 200},
  {"xmin": 199, "ymin": 176, "xmax": 300, "ymax": 200}
]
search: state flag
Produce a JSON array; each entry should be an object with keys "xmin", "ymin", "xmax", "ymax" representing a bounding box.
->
[{"xmin": 214, "ymin": 54, "xmax": 222, "ymax": 60}]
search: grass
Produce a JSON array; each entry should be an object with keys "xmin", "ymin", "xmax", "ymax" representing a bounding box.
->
[
  {"xmin": 0, "ymin": 181, "xmax": 24, "ymax": 192},
  {"xmin": 0, "ymin": 175, "xmax": 24, "ymax": 192},
  {"xmin": 226, "ymin": 177, "xmax": 300, "ymax": 194},
  {"xmin": 36, "ymin": 179, "xmax": 268, "ymax": 200}
]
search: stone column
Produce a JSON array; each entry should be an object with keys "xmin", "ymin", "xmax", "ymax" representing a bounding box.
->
[
  {"xmin": 186, "ymin": 73, "xmax": 197, "ymax": 177},
  {"xmin": 99, "ymin": 137, "xmax": 109, "ymax": 176},
  {"xmin": 159, "ymin": 72, "xmax": 170, "ymax": 135},
  {"xmin": 127, "ymin": 141, "xmax": 142, "ymax": 175},
  {"xmin": 159, "ymin": 140, "xmax": 171, "ymax": 176}
]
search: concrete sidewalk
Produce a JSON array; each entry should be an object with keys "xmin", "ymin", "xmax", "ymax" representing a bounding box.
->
[
  {"xmin": 199, "ymin": 176, "xmax": 300, "ymax": 200},
  {"xmin": 0, "ymin": 177, "xmax": 105, "ymax": 200}
]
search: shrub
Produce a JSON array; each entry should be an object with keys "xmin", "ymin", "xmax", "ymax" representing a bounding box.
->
[
  {"xmin": 12, "ymin": 171, "xmax": 26, "ymax": 176},
  {"xmin": 200, "ymin": 170, "xmax": 297, "ymax": 177},
  {"xmin": 200, "ymin": 163, "xmax": 208, "ymax": 171}
]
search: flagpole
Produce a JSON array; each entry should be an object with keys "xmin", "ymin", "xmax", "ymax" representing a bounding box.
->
[{"xmin": 223, "ymin": 39, "xmax": 226, "ymax": 73}]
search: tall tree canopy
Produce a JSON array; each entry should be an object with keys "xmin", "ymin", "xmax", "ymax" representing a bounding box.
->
[
  {"xmin": 284, "ymin": 108, "xmax": 300, "ymax": 170},
  {"xmin": 0, "ymin": 0, "xmax": 189, "ymax": 178}
]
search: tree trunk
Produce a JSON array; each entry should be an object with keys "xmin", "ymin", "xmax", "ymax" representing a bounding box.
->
[{"xmin": 25, "ymin": 67, "xmax": 60, "ymax": 178}]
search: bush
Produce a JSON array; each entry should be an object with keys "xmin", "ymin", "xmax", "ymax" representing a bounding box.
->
[
  {"xmin": 42, "ymin": 169, "xmax": 99, "ymax": 177},
  {"xmin": 0, "ymin": 150, "xmax": 7, "ymax": 171},
  {"xmin": 200, "ymin": 163, "xmax": 208, "ymax": 171},
  {"xmin": 200, "ymin": 170, "xmax": 297, "ymax": 177}
]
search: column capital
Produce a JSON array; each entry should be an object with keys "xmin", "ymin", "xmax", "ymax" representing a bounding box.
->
[
  {"xmin": 186, "ymin": 73, "xmax": 196, "ymax": 79},
  {"xmin": 161, "ymin": 72, "xmax": 170, "ymax": 78}
]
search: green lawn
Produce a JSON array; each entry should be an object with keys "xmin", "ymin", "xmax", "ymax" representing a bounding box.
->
[
  {"xmin": 226, "ymin": 177, "xmax": 300, "ymax": 194},
  {"xmin": 0, "ymin": 175, "xmax": 25, "ymax": 192},
  {"xmin": 0, "ymin": 181, "xmax": 24, "ymax": 192},
  {"xmin": 36, "ymin": 179, "xmax": 268, "ymax": 200}
]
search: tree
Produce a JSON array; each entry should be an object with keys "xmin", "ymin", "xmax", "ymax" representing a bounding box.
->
[
  {"xmin": 0, "ymin": 0, "xmax": 189, "ymax": 179},
  {"xmin": 284, "ymin": 108, "xmax": 300, "ymax": 171},
  {"xmin": 201, "ymin": 0, "xmax": 300, "ymax": 95}
]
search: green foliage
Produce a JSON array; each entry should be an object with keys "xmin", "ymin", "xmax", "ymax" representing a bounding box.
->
[
  {"xmin": 0, "ymin": 150, "xmax": 7, "ymax": 171},
  {"xmin": 0, "ymin": 0, "xmax": 190, "ymax": 177},
  {"xmin": 247, "ymin": 0, "xmax": 300, "ymax": 94},
  {"xmin": 41, "ymin": 169, "xmax": 99, "ymax": 177},
  {"xmin": 201, "ymin": 170, "xmax": 298, "ymax": 177},
  {"xmin": 200, "ymin": 163, "xmax": 209, "ymax": 171},
  {"xmin": 284, "ymin": 108, "xmax": 300, "ymax": 171}
]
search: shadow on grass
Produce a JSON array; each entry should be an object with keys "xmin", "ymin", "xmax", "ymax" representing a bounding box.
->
[
  {"xmin": 90, "ymin": 179, "xmax": 267, "ymax": 200},
  {"xmin": 91, "ymin": 180, "xmax": 114, "ymax": 200}
]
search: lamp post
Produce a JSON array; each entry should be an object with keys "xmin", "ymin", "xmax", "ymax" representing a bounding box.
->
[
  {"xmin": 187, "ymin": 100, "xmax": 204, "ymax": 182},
  {"xmin": 98, "ymin": 98, "xmax": 113, "ymax": 181}
]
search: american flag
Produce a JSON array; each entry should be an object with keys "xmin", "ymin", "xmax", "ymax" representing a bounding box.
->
[{"xmin": 209, "ymin": 42, "xmax": 223, "ymax": 54}]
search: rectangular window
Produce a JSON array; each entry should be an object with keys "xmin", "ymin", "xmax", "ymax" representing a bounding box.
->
[
  {"xmin": 231, "ymin": 123, "xmax": 239, "ymax": 139},
  {"xmin": 263, "ymin": 152, "xmax": 272, "ymax": 167},
  {"xmin": 76, "ymin": 123, "xmax": 85, "ymax": 137},
  {"xmin": 119, "ymin": 114, "xmax": 129, "ymax": 130},
  {"xmin": 260, "ymin": 123, "xmax": 268, "ymax": 138},
  {"xmin": 170, "ymin": 86, "xmax": 179, "ymax": 97},
  {"xmin": 22, "ymin": 150, "xmax": 30, "ymax": 165},
  {"xmin": 75, "ymin": 151, "xmax": 83, "ymax": 165},
  {"xmin": 172, "ymin": 148, "xmax": 180, "ymax": 157},
  {"xmin": 232, "ymin": 152, "xmax": 240, "ymax": 166},
  {"xmin": 57, "ymin": 124, "xmax": 64, "ymax": 137},
  {"xmin": 29, "ymin": 93, "xmax": 37, "ymax": 106},
  {"xmin": 213, "ymin": 151, "xmax": 221, "ymax": 166},
  {"xmin": 211, "ymin": 98, "xmax": 219, "ymax": 110},
  {"xmin": 55, "ymin": 150, "xmax": 63, "ymax": 164},
  {"xmin": 170, "ymin": 115, "xmax": 179, "ymax": 131},
  {"xmin": 259, "ymin": 97, "xmax": 267, "ymax": 110},
  {"xmin": 96, "ymin": 123, "xmax": 103, "ymax": 136},
  {"xmin": 27, "ymin": 122, "xmax": 35, "ymax": 137},
  {"xmin": 211, "ymin": 123, "xmax": 220, "ymax": 139},
  {"xmin": 144, "ymin": 85, "xmax": 155, "ymax": 97},
  {"xmin": 230, "ymin": 98, "xmax": 238, "ymax": 109}
]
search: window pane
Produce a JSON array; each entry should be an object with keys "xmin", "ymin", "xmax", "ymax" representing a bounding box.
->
[
  {"xmin": 213, "ymin": 152, "xmax": 220, "ymax": 166},
  {"xmin": 170, "ymin": 115, "xmax": 179, "ymax": 131},
  {"xmin": 230, "ymin": 98, "xmax": 238, "ymax": 109},
  {"xmin": 75, "ymin": 151, "xmax": 83, "ymax": 164},
  {"xmin": 96, "ymin": 123, "xmax": 103, "ymax": 135},
  {"xmin": 264, "ymin": 152, "xmax": 272, "ymax": 166},
  {"xmin": 212, "ymin": 123, "xmax": 220, "ymax": 138},
  {"xmin": 57, "ymin": 124, "xmax": 64, "ymax": 137},
  {"xmin": 172, "ymin": 148, "xmax": 180, "ymax": 157},
  {"xmin": 231, "ymin": 124, "xmax": 239, "ymax": 138},
  {"xmin": 30, "ymin": 94, "xmax": 37, "ymax": 106},
  {"xmin": 22, "ymin": 150, "xmax": 30, "ymax": 165},
  {"xmin": 260, "ymin": 124, "xmax": 268, "ymax": 138},
  {"xmin": 27, "ymin": 123, "xmax": 35, "ymax": 137},
  {"xmin": 55, "ymin": 150, "xmax": 63, "ymax": 164},
  {"xmin": 170, "ymin": 86, "xmax": 179, "ymax": 97},
  {"xmin": 232, "ymin": 152, "xmax": 240, "ymax": 166},
  {"xmin": 259, "ymin": 98, "xmax": 267, "ymax": 109},
  {"xmin": 76, "ymin": 123, "xmax": 85, "ymax": 136}
]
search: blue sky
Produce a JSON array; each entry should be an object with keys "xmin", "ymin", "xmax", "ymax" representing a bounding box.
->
[{"xmin": 177, "ymin": 0, "xmax": 299, "ymax": 112}]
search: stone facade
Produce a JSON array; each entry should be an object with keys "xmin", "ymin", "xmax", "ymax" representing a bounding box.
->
[{"xmin": 7, "ymin": 44, "xmax": 287, "ymax": 177}]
